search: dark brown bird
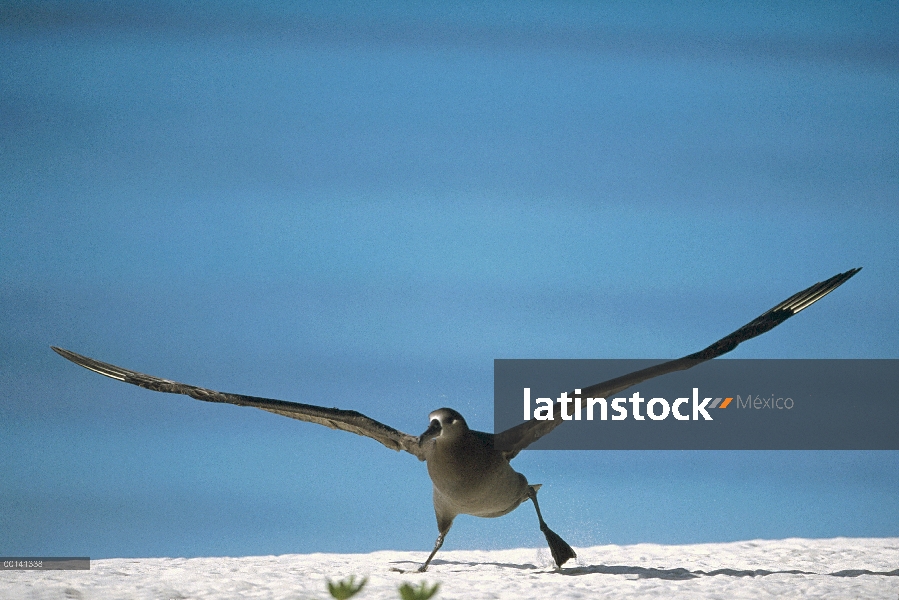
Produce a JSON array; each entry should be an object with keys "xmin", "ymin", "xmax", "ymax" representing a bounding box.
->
[{"xmin": 52, "ymin": 268, "xmax": 859, "ymax": 571}]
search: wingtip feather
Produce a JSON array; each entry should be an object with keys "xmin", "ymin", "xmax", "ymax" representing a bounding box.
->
[
  {"xmin": 50, "ymin": 346, "xmax": 128, "ymax": 381},
  {"xmin": 789, "ymin": 267, "xmax": 862, "ymax": 315}
]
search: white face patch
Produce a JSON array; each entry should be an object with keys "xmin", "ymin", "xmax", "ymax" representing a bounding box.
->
[{"xmin": 425, "ymin": 409, "xmax": 466, "ymax": 437}]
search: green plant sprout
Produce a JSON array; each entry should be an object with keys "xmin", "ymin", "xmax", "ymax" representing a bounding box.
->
[
  {"xmin": 323, "ymin": 575, "xmax": 439, "ymax": 600},
  {"xmin": 327, "ymin": 575, "xmax": 368, "ymax": 600},
  {"xmin": 398, "ymin": 581, "xmax": 440, "ymax": 600}
]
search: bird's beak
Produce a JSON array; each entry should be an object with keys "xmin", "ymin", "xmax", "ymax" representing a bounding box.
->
[{"xmin": 419, "ymin": 419, "xmax": 441, "ymax": 445}]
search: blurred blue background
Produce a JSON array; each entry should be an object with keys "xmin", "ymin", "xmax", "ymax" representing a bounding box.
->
[{"xmin": 2, "ymin": 1, "xmax": 897, "ymax": 559}]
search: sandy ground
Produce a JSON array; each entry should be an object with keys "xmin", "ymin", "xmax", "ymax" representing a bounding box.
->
[{"xmin": 3, "ymin": 538, "xmax": 898, "ymax": 600}]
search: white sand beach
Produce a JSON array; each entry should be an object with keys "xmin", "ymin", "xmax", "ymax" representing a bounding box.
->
[{"xmin": 4, "ymin": 538, "xmax": 897, "ymax": 600}]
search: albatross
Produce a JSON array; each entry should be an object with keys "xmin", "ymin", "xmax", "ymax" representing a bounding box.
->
[{"xmin": 52, "ymin": 268, "xmax": 860, "ymax": 571}]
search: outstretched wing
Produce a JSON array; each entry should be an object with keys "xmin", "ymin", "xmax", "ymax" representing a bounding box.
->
[
  {"xmin": 51, "ymin": 347, "xmax": 425, "ymax": 460},
  {"xmin": 494, "ymin": 268, "xmax": 861, "ymax": 459}
]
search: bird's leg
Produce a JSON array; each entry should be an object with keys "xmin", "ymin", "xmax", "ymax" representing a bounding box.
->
[
  {"xmin": 417, "ymin": 532, "xmax": 446, "ymax": 572},
  {"xmin": 528, "ymin": 485, "xmax": 576, "ymax": 568}
]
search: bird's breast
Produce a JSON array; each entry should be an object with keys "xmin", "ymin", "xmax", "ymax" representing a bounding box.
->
[{"xmin": 425, "ymin": 436, "xmax": 529, "ymax": 518}]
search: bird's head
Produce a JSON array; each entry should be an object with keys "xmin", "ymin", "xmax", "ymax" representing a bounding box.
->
[{"xmin": 419, "ymin": 408, "xmax": 469, "ymax": 446}]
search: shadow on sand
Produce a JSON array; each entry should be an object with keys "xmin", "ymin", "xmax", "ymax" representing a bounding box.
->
[
  {"xmin": 390, "ymin": 560, "xmax": 899, "ymax": 580},
  {"xmin": 561, "ymin": 565, "xmax": 899, "ymax": 580}
]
